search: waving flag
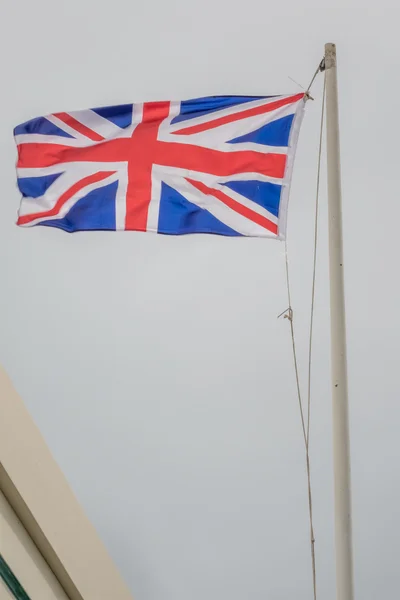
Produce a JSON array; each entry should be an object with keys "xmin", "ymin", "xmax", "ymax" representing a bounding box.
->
[{"xmin": 14, "ymin": 93, "xmax": 305, "ymax": 237}]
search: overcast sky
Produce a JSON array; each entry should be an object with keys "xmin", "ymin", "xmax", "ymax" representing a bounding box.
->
[{"xmin": 1, "ymin": 1, "xmax": 399, "ymax": 599}]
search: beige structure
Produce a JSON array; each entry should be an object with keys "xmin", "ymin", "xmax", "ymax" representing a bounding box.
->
[
  {"xmin": 0, "ymin": 365, "xmax": 133, "ymax": 600},
  {"xmin": 1, "ymin": 488, "xmax": 70, "ymax": 599}
]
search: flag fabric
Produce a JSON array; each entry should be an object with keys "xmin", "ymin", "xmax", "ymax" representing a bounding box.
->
[{"xmin": 14, "ymin": 93, "xmax": 305, "ymax": 238}]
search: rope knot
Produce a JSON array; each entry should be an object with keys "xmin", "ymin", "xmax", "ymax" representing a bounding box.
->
[
  {"xmin": 277, "ymin": 307, "xmax": 293, "ymax": 322},
  {"xmin": 285, "ymin": 308, "xmax": 293, "ymax": 322}
]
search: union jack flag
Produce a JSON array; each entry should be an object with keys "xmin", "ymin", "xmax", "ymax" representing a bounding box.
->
[{"xmin": 14, "ymin": 93, "xmax": 305, "ymax": 237}]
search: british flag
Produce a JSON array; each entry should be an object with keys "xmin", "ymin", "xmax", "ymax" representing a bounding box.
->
[{"xmin": 14, "ymin": 93, "xmax": 305, "ymax": 237}]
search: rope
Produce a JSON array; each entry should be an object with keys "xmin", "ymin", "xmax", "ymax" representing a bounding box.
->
[
  {"xmin": 283, "ymin": 242, "xmax": 317, "ymax": 600},
  {"xmin": 287, "ymin": 57, "xmax": 324, "ymax": 100},
  {"xmin": 283, "ymin": 262, "xmax": 307, "ymax": 447},
  {"xmin": 307, "ymin": 74, "xmax": 326, "ymax": 446},
  {"xmin": 279, "ymin": 65, "xmax": 326, "ymax": 600},
  {"xmin": 306, "ymin": 58, "xmax": 325, "ymax": 95}
]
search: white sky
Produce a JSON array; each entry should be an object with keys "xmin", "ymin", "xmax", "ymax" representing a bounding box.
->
[{"xmin": 1, "ymin": 1, "xmax": 399, "ymax": 599}]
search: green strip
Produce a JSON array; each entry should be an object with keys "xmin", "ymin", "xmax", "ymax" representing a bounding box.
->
[{"xmin": 0, "ymin": 554, "xmax": 31, "ymax": 600}]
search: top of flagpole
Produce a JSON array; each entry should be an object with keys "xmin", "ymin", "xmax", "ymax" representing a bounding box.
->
[{"xmin": 325, "ymin": 43, "xmax": 337, "ymax": 69}]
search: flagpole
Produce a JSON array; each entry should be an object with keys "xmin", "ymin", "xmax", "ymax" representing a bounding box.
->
[{"xmin": 325, "ymin": 42, "xmax": 354, "ymax": 600}]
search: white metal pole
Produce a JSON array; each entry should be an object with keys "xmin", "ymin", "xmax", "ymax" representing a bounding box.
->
[{"xmin": 325, "ymin": 42, "xmax": 354, "ymax": 600}]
